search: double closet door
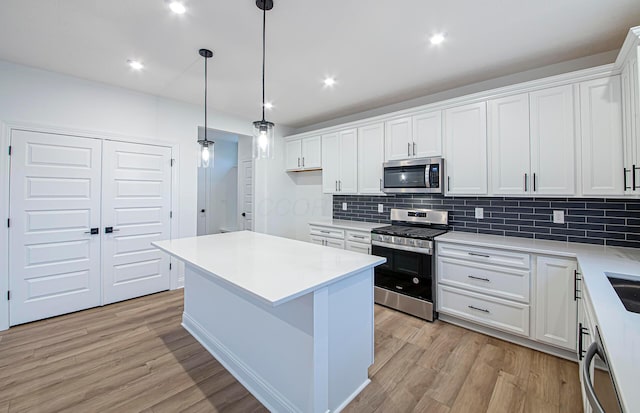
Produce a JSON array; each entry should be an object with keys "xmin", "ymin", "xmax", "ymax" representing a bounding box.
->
[{"xmin": 9, "ymin": 130, "xmax": 172, "ymax": 326}]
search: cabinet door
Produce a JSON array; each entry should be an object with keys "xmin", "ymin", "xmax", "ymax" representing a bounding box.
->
[
  {"xmin": 535, "ymin": 256, "xmax": 577, "ymax": 351},
  {"xmin": 358, "ymin": 123, "xmax": 384, "ymax": 194},
  {"xmin": 301, "ymin": 135, "xmax": 322, "ymax": 169},
  {"xmin": 444, "ymin": 102, "xmax": 488, "ymax": 195},
  {"xmin": 489, "ymin": 93, "xmax": 531, "ymax": 195},
  {"xmin": 338, "ymin": 129, "xmax": 358, "ymax": 194},
  {"xmin": 622, "ymin": 58, "xmax": 636, "ymax": 193},
  {"xmin": 321, "ymin": 133, "xmax": 339, "ymax": 193},
  {"xmin": 580, "ymin": 76, "xmax": 624, "ymax": 196},
  {"xmin": 412, "ymin": 111, "xmax": 442, "ymax": 158},
  {"xmin": 285, "ymin": 139, "xmax": 302, "ymax": 171},
  {"xmin": 530, "ymin": 85, "xmax": 576, "ymax": 195},
  {"xmin": 385, "ymin": 117, "xmax": 413, "ymax": 161}
]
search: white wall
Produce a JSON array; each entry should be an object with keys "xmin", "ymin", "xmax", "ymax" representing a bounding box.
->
[{"xmin": 204, "ymin": 139, "xmax": 239, "ymax": 234}]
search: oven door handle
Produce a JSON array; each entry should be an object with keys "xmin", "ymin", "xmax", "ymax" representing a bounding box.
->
[
  {"xmin": 581, "ymin": 341, "xmax": 606, "ymax": 413},
  {"xmin": 372, "ymin": 240, "xmax": 432, "ymax": 255}
]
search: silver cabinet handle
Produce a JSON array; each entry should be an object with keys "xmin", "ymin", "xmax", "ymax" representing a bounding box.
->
[
  {"xmin": 623, "ymin": 168, "xmax": 630, "ymax": 190},
  {"xmin": 297, "ymin": 157, "xmax": 300, "ymax": 167},
  {"xmin": 407, "ymin": 142, "xmax": 411, "ymax": 157},
  {"xmin": 413, "ymin": 142, "xmax": 416, "ymax": 156},
  {"xmin": 380, "ymin": 178, "xmax": 383, "ymax": 191},
  {"xmin": 468, "ymin": 275, "xmax": 490, "ymax": 282},
  {"xmin": 339, "ymin": 180, "xmax": 342, "ymax": 191},
  {"xmin": 367, "ymin": 247, "xmax": 370, "ymax": 254},
  {"xmin": 633, "ymin": 164, "xmax": 638, "ymax": 190},
  {"xmin": 447, "ymin": 176, "xmax": 451, "ymax": 192},
  {"xmin": 582, "ymin": 342, "xmax": 606, "ymax": 413},
  {"xmin": 320, "ymin": 230, "xmax": 330, "ymax": 234},
  {"xmin": 302, "ymin": 157, "xmax": 305, "ymax": 167},
  {"xmin": 468, "ymin": 252, "xmax": 490, "ymax": 258},
  {"xmin": 468, "ymin": 305, "xmax": 490, "ymax": 313},
  {"xmin": 524, "ymin": 173, "xmax": 528, "ymax": 192},
  {"xmin": 352, "ymin": 235, "xmax": 365, "ymax": 239},
  {"xmin": 533, "ymin": 172, "xmax": 537, "ymax": 191},
  {"xmin": 335, "ymin": 180, "xmax": 338, "ymax": 191}
]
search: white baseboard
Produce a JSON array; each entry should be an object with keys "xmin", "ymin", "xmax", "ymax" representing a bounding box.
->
[{"xmin": 333, "ymin": 379, "xmax": 370, "ymax": 413}]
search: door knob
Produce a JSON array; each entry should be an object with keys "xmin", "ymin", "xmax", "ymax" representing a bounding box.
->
[
  {"xmin": 201, "ymin": 209, "xmax": 205, "ymax": 213},
  {"xmin": 105, "ymin": 227, "xmax": 120, "ymax": 234},
  {"xmin": 242, "ymin": 212, "xmax": 246, "ymax": 217},
  {"xmin": 84, "ymin": 228, "xmax": 99, "ymax": 235}
]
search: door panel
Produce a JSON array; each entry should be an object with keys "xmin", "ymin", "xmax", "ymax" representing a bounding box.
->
[
  {"xmin": 9, "ymin": 130, "xmax": 102, "ymax": 325},
  {"xmin": 338, "ymin": 129, "xmax": 358, "ymax": 194},
  {"xmin": 385, "ymin": 117, "xmax": 413, "ymax": 161},
  {"xmin": 102, "ymin": 141, "xmax": 171, "ymax": 305},
  {"xmin": 413, "ymin": 111, "xmax": 442, "ymax": 158},
  {"xmin": 321, "ymin": 133, "xmax": 339, "ymax": 193},
  {"xmin": 358, "ymin": 123, "xmax": 384, "ymax": 194},
  {"xmin": 301, "ymin": 136, "xmax": 322, "ymax": 169},
  {"xmin": 239, "ymin": 159, "xmax": 254, "ymax": 231},
  {"xmin": 285, "ymin": 139, "xmax": 302, "ymax": 170}
]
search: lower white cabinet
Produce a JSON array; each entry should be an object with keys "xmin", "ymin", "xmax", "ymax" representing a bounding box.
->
[
  {"xmin": 534, "ymin": 256, "xmax": 578, "ymax": 351},
  {"xmin": 309, "ymin": 224, "xmax": 371, "ymax": 254},
  {"xmin": 437, "ymin": 240, "xmax": 579, "ymax": 354}
]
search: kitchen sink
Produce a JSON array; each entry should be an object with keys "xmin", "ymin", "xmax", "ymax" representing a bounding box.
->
[{"xmin": 606, "ymin": 273, "xmax": 640, "ymax": 314}]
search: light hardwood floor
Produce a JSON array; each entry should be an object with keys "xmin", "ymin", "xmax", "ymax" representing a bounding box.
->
[{"xmin": 0, "ymin": 290, "xmax": 583, "ymax": 413}]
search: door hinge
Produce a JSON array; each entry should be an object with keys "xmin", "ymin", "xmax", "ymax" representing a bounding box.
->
[
  {"xmin": 7, "ymin": 291, "xmax": 10, "ymax": 301},
  {"xmin": 8, "ymin": 145, "xmax": 11, "ymax": 156},
  {"xmin": 169, "ymin": 211, "xmax": 173, "ymax": 219},
  {"xmin": 170, "ymin": 158, "xmax": 175, "ymax": 167}
]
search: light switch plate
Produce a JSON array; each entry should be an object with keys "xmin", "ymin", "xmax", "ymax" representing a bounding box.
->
[
  {"xmin": 475, "ymin": 208, "xmax": 484, "ymax": 219},
  {"xmin": 378, "ymin": 204, "xmax": 384, "ymax": 213},
  {"xmin": 553, "ymin": 210, "xmax": 565, "ymax": 224},
  {"xmin": 342, "ymin": 202, "xmax": 347, "ymax": 211}
]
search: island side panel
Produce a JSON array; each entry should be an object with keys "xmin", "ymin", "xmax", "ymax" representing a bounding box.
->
[
  {"xmin": 182, "ymin": 265, "xmax": 316, "ymax": 413},
  {"xmin": 327, "ymin": 268, "xmax": 375, "ymax": 412}
]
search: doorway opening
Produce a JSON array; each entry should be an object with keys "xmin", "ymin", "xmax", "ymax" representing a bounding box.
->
[{"xmin": 197, "ymin": 128, "xmax": 254, "ymax": 235}]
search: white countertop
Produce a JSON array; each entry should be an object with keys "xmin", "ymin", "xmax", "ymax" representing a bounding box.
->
[
  {"xmin": 436, "ymin": 231, "xmax": 640, "ymax": 412},
  {"xmin": 153, "ymin": 231, "xmax": 385, "ymax": 307},
  {"xmin": 308, "ymin": 219, "xmax": 387, "ymax": 231}
]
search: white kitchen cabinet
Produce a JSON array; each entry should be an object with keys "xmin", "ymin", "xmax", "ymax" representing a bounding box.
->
[
  {"xmin": 444, "ymin": 102, "xmax": 488, "ymax": 195},
  {"xmin": 385, "ymin": 111, "xmax": 442, "ymax": 161},
  {"xmin": 321, "ymin": 129, "xmax": 357, "ymax": 194},
  {"xmin": 577, "ymin": 266, "xmax": 596, "ymax": 413},
  {"xmin": 489, "ymin": 93, "xmax": 531, "ymax": 195},
  {"xmin": 285, "ymin": 135, "xmax": 321, "ymax": 171},
  {"xmin": 534, "ymin": 256, "xmax": 578, "ymax": 351},
  {"xmin": 619, "ymin": 28, "xmax": 640, "ymax": 194},
  {"xmin": 309, "ymin": 224, "xmax": 372, "ymax": 254},
  {"xmin": 529, "ymin": 84, "xmax": 576, "ymax": 195},
  {"xmin": 357, "ymin": 123, "xmax": 385, "ymax": 194},
  {"xmin": 580, "ymin": 76, "xmax": 624, "ymax": 196}
]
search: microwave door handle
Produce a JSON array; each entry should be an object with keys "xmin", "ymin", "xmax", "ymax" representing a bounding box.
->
[{"xmin": 581, "ymin": 342, "xmax": 606, "ymax": 413}]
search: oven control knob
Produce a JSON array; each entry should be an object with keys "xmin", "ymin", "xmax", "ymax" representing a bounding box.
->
[{"xmin": 412, "ymin": 277, "xmax": 420, "ymax": 284}]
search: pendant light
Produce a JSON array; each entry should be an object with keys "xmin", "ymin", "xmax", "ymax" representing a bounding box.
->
[
  {"xmin": 198, "ymin": 48, "xmax": 214, "ymax": 168},
  {"xmin": 252, "ymin": 0, "xmax": 275, "ymax": 159}
]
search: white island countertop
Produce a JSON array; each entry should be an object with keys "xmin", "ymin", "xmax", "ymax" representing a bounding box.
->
[
  {"xmin": 308, "ymin": 219, "xmax": 387, "ymax": 231},
  {"xmin": 436, "ymin": 231, "xmax": 640, "ymax": 412},
  {"xmin": 153, "ymin": 231, "xmax": 385, "ymax": 307}
]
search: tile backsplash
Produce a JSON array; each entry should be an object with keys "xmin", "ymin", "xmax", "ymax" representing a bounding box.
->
[{"xmin": 333, "ymin": 194, "xmax": 640, "ymax": 248}]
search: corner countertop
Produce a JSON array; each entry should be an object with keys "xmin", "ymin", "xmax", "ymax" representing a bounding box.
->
[
  {"xmin": 308, "ymin": 219, "xmax": 387, "ymax": 232},
  {"xmin": 436, "ymin": 231, "xmax": 640, "ymax": 412},
  {"xmin": 153, "ymin": 231, "xmax": 385, "ymax": 307}
]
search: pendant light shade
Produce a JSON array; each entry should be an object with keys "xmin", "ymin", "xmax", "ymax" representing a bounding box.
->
[
  {"xmin": 253, "ymin": 0, "xmax": 275, "ymax": 160},
  {"xmin": 198, "ymin": 48, "xmax": 214, "ymax": 168}
]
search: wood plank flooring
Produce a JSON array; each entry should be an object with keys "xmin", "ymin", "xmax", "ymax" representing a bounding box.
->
[{"xmin": 0, "ymin": 290, "xmax": 583, "ymax": 413}]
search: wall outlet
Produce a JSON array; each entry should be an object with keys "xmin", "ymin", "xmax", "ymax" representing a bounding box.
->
[
  {"xmin": 342, "ymin": 202, "xmax": 347, "ymax": 211},
  {"xmin": 475, "ymin": 207, "xmax": 484, "ymax": 219},
  {"xmin": 553, "ymin": 210, "xmax": 565, "ymax": 224},
  {"xmin": 378, "ymin": 204, "xmax": 384, "ymax": 213}
]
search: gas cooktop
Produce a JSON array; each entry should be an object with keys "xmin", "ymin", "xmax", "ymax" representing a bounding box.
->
[{"xmin": 372, "ymin": 225, "xmax": 447, "ymax": 240}]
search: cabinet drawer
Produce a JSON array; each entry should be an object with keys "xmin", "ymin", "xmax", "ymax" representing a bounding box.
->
[
  {"xmin": 325, "ymin": 238, "xmax": 345, "ymax": 249},
  {"xmin": 346, "ymin": 241, "xmax": 370, "ymax": 254},
  {"xmin": 438, "ymin": 257, "xmax": 530, "ymax": 303},
  {"xmin": 346, "ymin": 230, "xmax": 371, "ymax": 243},
  {"xmin": 437, "ymin": 242, "xmax": 530, "ymax": 269},
  {"xmin": 309, "ymin": 225, "xmax": 345, "ymax": 240},
  {"xmin": 438, "ymin": 285, "xmax": 530, "ymax": 337}
]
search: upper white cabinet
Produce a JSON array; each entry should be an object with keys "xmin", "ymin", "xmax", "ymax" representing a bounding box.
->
[
  {"xmin": 534, "ymin": 256, "xmax": 577, "ymax": 351},
  {"xmin": 358, "ymin": 123, "xmax": 385, "ymax": 194},
  {"xmin": 580, "ymin": 76, "xmax": 624, "ymax": 196},
  {"xmin": 489, "ymin": 93, "xmax": 531, "ymax": 195},
  {"xmin": 529, "ymin": 85, "xmax": 576, "ymax": 195},
  {"xmin": 285, "ymin": 135, "xmax": 322, "ymax": 171},
  {"xmin": 385, "ymin": 111, "xmax": 442, "ymax": 161},
  {"xmin": 619, "ymin": 27, "xmax": 640, "ymax": 194},
  {"xmin": 444, "ymin": 102, "xmax": 488, "ymax": 195},
  {"xmin": 322, "ymin": 129, "xmax": 358, "ymax": 194}
]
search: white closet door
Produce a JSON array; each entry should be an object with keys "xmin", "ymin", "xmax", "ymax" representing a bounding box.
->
[
  {"xmin": 9, "ymin": 130, "xmax": 102, "ymax": 325},
  {"xmin": 239, "ymin": 159, "xmax": 254, "ymax": 231},
  {"xmin": 101, "ymin": 141, "xmax": 172, "ymax": 305}
]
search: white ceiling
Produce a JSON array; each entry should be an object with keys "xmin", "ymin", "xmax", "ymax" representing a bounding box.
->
[{"xmin": 0, "ymin": 1, "xmax": 638, "ymax": 128}]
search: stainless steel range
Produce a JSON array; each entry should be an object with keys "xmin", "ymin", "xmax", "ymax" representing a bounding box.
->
[{"xmin": 371, "ymin": 208, "xmax": 449, "ymax": 321}]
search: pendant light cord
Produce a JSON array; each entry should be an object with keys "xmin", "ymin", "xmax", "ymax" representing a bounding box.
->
[
  {"xmin": 204, "ymin": 55, "xmax": 208, "ymax": 142},
  {"xmin": 261, "ymin": 3, "xmax": 266, "ymax": 122}
]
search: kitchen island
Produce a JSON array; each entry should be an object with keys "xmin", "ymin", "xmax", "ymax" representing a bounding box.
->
[{"xmin": 153, "ymin": 231, "xmax": 385, "ymax": 413}]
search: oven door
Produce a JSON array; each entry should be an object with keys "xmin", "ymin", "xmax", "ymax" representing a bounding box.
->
[{"xmin": 372, "ymin": 244, "xmax": 433, "ymax": 301}]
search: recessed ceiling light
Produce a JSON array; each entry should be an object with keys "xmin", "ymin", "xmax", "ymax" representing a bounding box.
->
[
  {"xmin": 263, "ymin": 102, "xmax": 274, "ymax": 110},
  {"xmin": 430, "ymin": 33, "xmax": 446, "ymax": 45},
  {"xmin": 127, "ymin": 60, "xmax": 144, "ymax": 71},
  {"xmin": 324, "ymin": 77, "xmax": 336, "ymax": 87},
  {"xmin": 169, "ymin": 1, "xmax": 186, "ymax": 14}
]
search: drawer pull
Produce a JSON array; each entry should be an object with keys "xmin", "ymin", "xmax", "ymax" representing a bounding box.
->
[
  {"xmin": 468, "ymin": 275, "xmax": 491, "ymax": 282},
  {"xmin": 320, "ymin": 230, "xmax": 331, "ymax": 234},
  {"xmin": 352, "ymin": 235, "xmax": 365, "ymax": 239},
  {"xmin": 468, "ymin": 305, "xmax": 490, "ymax": 313},
  {"xmin": 468, "ymin": 252, "xmax": 490, "ymax": 258}
]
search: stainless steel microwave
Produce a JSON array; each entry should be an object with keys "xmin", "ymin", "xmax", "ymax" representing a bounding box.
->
[{"xmin": 382, "ymin": 157, "xmax": 444, "ymax": 194}]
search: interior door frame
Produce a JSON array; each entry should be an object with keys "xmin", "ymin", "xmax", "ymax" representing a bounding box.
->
[{"xmin": 0, "ymin": 121, "xmax": 182, "ymax": 331}]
